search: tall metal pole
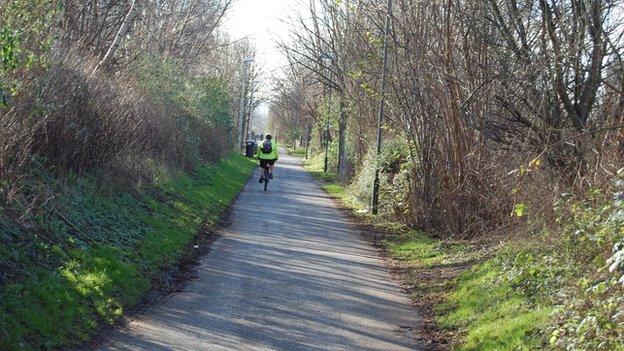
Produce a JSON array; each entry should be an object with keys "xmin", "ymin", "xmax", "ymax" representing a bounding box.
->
[
  {"xmin": 371, "ymin": 0, "xmax": 393, "ymax": 215},
  {"xmin": 244, "ymin": 80, "xmax": 255, "ymax": 142},
  {"xmin": 237, "ymin": 57, "xmax": 253, "ymax": 151}
]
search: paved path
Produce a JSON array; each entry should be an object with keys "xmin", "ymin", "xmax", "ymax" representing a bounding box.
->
[{"xmin": 98, "ymin": 150, "xmax": 420, "ymax": 351}]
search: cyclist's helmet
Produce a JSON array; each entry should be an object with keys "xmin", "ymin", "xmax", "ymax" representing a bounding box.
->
[{"xmin": 266, "ymin": 135, "xmax": 272, "ymax": 140}]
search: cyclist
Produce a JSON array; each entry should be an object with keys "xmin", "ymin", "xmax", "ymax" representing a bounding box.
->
[{"xmin": 256, "ymin": 134, "xmax": 279, "ymax": 183}]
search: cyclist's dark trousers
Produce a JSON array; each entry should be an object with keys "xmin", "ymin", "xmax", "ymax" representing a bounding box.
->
[{"xmin": 259, "ymin": 159, "xmax": 277, "ymax": 168}]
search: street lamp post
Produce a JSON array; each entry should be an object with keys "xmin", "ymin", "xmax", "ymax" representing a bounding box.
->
[
  {"xmin": 238, "ymin": 57, "xmax": 254, "ymax": 151},
  {"xmin": 244, "ymin": 79, "xmax": 261, "ymax": 142},
  {"xmin": 371, "ymin": 0, "xmax": 393, "ymax": 215}
]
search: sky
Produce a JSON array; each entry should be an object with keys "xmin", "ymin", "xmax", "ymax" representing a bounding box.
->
[
  {"xmin": 224, "ymin": 0, "xmax": 300, "ymax": 76},
  {"xmin": 224, "ymin": 0, "xmax": 303, "ymax": 131}
]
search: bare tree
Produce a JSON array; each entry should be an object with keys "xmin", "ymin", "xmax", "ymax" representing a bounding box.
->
[{"xmin": 280, "ymin": 0, "xmax": 624, "ymax": 235}]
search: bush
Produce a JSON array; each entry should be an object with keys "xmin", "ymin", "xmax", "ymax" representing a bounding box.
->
[
  {"xmin": 1, "ymin": 51, "xmax": 236, "ymax": 200},
  {"xmin": 348, "ymin": 138, "xmax": 414, "ymax": 221},
  {"xmin": 546, "ymin": 171, "xmax": 624, "ymax": 349}
]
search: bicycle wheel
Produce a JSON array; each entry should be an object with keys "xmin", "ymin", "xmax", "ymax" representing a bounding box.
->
[{"xmin": 263, "ymin": 167, "xmax": 269, "ymax": 191}]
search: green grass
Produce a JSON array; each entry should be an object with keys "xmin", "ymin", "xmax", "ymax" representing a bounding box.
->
[
  {"xmin": 0, "ymin": 154, "xmax": 255, "ymax": 350},
  {"xmin": 287, "ymin": 147, "xmax": 307, "ymax": 157},
  {"xmin": 438, "ymin": 259, "xmax": 553, "ymax": 350},
  {"xmin": 309, "ymin": 171, "xmax": 337, "ymax": 182},
  {"xmin": 385, "ymin": 234, "xmax": 554, "ymax": 350},
  {"xmin": 383, "ymin": 230, "xmax": 470, "ymax": 268},
  {"xmin": 321, "ymin": 183, "xmax": 369, "ymax": 211}
]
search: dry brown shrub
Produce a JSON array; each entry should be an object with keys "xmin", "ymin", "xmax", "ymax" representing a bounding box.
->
[{"xmin": 0, "ymin": 49, "xmax": 234, "ymax": 204}]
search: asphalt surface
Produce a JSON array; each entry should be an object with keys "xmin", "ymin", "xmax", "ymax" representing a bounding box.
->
[{"xmin": 98, "ymin": 150, "xmax": 420, "ymax": 351}]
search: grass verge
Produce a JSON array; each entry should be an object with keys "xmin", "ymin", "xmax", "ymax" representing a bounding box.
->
[
  {"xmin": 287, "ymin": 147, "xmax": 307, "ymax": 158},
  {"xmin": 0, "ymin": 154, "xmax": 255, "ymax": 350},
  {"xmin": 438, "ymin": 258, "xmax": 553, "ymax": 350}
]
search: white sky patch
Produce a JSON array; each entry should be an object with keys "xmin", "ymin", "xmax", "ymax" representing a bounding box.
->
[
  {"xmin": 224, "ymin": 0, "xmax": 300, "ymax": 76},
  {"xmin": 224, "ymin": 0, "xmax": 304, "ymax": 133}
]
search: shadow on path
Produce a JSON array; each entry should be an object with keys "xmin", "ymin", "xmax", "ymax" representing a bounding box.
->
[{"xmin": 97, "ymin": 150, "xmax": 421, "ymax": 351}]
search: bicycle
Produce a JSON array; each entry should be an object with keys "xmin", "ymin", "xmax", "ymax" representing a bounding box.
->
[{"xmin": 262, "ymin": 164, "xmax": 271, "ymax": 191}]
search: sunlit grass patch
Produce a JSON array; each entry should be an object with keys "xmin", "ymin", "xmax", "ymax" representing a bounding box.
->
[
  {"xmin": 288, "ymin": 147, "xmax": 307, "ymax": 157},
  {"xmin": 383, "ymin": 230, "xmax": 470, "ymax": 268},
  {"xmin": 438, "ymin": 258, "xmax": 554, "ymax": 350},
  {"xmin": 321, "ymin": 183, "xmax": 370, "ymax": 212}
]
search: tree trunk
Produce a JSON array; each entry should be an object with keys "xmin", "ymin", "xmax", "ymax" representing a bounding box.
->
[
  {"xmin": 306, "ymin": 124, "xmax": 312, "ymax": 159},
  {"xmin": 91, "ymin": 0, "xmax": 139, "ymax": 75},
  {"xmin": 337, "ymin": 93, "xmax": 348, "ymax": 181}
]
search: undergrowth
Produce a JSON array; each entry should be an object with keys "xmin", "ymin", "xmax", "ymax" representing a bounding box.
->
[{"xmin": 0, "ymin": 154, "xmax": 255, "ymax": 350}]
